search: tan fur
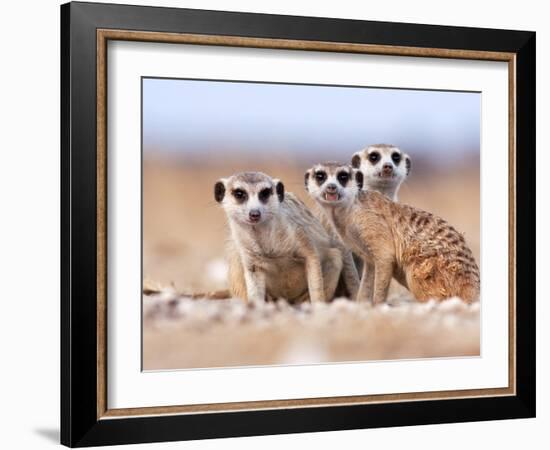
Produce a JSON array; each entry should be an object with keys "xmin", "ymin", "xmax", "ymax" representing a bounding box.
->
[
  {"xmin": 312, "ymin": 208, "xmax": 360, "ymax": 299},
  {"xmin": 216, "ymin": 172, "xmax": 345, "ymax": 304},
  {"xmin": 306, "ymin": 163, "xmax": 480, "ymax": 304},
  {"xmin": 347, "ymin": 145, "xmax": 411, "ymax": 287}
]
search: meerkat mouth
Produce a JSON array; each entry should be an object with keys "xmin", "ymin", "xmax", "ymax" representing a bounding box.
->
[
  {"xmin": 323, "ymin": 192, "xmax": 340, "ymax": 201},
  {"xmin": 379, "ymin": 172, "xmax": 395, "ymax": 179}
]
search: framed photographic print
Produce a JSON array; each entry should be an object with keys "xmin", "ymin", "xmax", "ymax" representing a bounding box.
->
[{"xmin": 60, "ymin": 1, "xmax": 536, "ymax": 447}]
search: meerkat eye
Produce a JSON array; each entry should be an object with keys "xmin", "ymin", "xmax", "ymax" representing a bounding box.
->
[
  {"xmin": 258, "ymin": 188, "xmax": 272, "ymax": 203},
  {"xmin": 337, "ymin": 171, "xmax": 350, "ymax": 186},
  {"xmin": 314, "ymin": 171, "xmax": 327, "ymax": 183},
  {"xmin": 368, "ymin": 152, "xmax": 380, "ymax": 164},
  {"xmin": 232, "ymin": 189, "xmax": 247, "ymax": 203},
  {"xmin": 391, "ymin": 152, "xmax": 402, "ymax": 164}
]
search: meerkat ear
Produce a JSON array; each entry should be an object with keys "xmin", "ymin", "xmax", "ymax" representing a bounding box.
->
[
  {"xmin": 405, "ymin": 155, "xmax": 412, "ymax": 176},
  {"xmin": 304, "ymin": 171, "xmax": 310, "ymax": 191},
  {"xmin": 274, "ymin": 179, "xmax": 285, "ymax": 202},
  {"xmin": 214, "ymin": 179, "xmax": 226, "ymax": 203},
  {"xmin": 354, "ymin": 170, "xmax": 364, "ymax": 190},
  {"xmin": 351, "ymin": 153, "xmax": 361, "ymax": 169}
]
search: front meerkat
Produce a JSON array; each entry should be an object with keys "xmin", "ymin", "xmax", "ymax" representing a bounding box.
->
[
  {"xmin": 215, "ymin": 172, "xmax": 346, "ymax": 304},
  {"xmin": 305, "ymin": 162, "xmax": 480, "ymax": 304},
  {"xmin": 351, "ymin": 144, "xmax": 411, "ymax": 201}
]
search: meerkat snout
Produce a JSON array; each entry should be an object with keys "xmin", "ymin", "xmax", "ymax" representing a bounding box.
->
[
  {"xmin": 304, "ymin": 162, "xmax": 359, "ymax": 205},
  {"xmin": 381, "ymin": 162, "xmax": 393, "ymax": 176},
  {"xmin": 214, "ymin": 172, "xmax": 284, "ymax": 226},
  {"xmin": 324, "ymin": 183, "xmax": 338, "ymax": 200},
  {"xmin": 351, "ymin": 144, "xmax": 411, "ymax": 201},
  {"xmin": 248, "ymin": 209, "xmax": 261, "ymax": 223}
]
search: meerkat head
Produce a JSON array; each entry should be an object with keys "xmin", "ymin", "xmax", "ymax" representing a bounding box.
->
[
  {"xmin": 351, "ymin": 144, "xmax": 411, "ymax": 199},
  {"xmin": 214, "ymin": 172, "xmax": 285, "ymax": 226},
  {"xmin": 304, "ymin": 162, "xmax": 359, "ymax": 207}
]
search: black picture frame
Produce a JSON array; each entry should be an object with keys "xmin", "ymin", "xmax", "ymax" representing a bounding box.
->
[{"xmin": 61, "ymin": 1, "xmax": 535, "ymax": 447}]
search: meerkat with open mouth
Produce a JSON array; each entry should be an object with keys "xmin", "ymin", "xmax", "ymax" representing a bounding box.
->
[
  {"xmin": 215, "ymin": 171, "xmax": 356, "ymax": 304},
  {"xmin": 351, "ymin": 144, "xmax": 411, "ymax": 201},
  {"xmin": 305, "ymin": 162, "xmax": 480, "ymax": 304}
]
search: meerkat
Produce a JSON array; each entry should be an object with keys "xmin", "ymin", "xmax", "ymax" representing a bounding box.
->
[
  {"xmin": 348, "ymin": 145, "xmax": 411, "ymax": 294},
  {"xmin": 215, "ymin": 171, "xmax": 354, "ymax": 304},
  {"xmin": 351, "ymin": 144, "xmax": 411, "ymax": 201},
  {"xmin": 305, "ymin": 162, "xmax": 480, "ymax": 304},
  {"xmin": 304, "ymin": 180, "xmax": 360, "ymax": 300}
]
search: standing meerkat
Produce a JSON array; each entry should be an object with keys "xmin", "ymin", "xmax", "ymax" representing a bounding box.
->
[
  {"xmin": 215, "ymin": 171, "xmax": 350, "ymax": 304},
  {"xmin": 304, "ymin": 162, "xmax": 480, "ymax": 304},
  {"xmin": 348, "ymin": 145, "xmax": 411, "ymax": 293},
  {"xmin": 351, "ymin": 144, "xmax": 411, "ymax": 201}
]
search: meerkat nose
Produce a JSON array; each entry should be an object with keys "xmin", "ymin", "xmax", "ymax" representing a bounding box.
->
[
  {"xmin": 249, "ymin": 209, "xmax": 261, "ymax": 222},
  {"xmin": 325, "ymin": 183, "xmax": 338, "ymax": 192},
  {"xmin": 381, "ymin": 163, "xmax": 394, "ymax": 177}
]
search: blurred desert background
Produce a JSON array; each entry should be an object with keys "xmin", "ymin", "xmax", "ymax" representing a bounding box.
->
[
  {"xmin": 143, "ymin": 157, "xmax": 479, "ymax": 293},
  {"xmin": 142, "ymin": 78, "xmax": 481, "ymax": 370}
]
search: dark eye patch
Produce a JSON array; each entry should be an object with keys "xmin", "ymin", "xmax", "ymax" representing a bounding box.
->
[
  {"xmin": 214, "ymin": 181, "xmax": 225, "ymax": 203},
  {"xmin": 232, "ymin": 188, "xmax": 248, "ymax": 203},
  {"xmin": 258, "ymin": 187, "xmax": 273, "ymax": 203},
  {"xmin": 314, "ymin": 171, "xmax": 327, "ymax": 185},
  {"xmin": 391, "ymin": 152, "xmax": 402, "ymax": 164},
  {"xmin": 337, "ymin": 171, "xmax": 350, "ymax": 186},
  {"xmin": 405, "ymin": 157, "xmax": 411, "ymax": 175},
  {"xmin": 368, "ymin": 152, "xmax": 380, "ymax": 164},
  {"xmin": 355, "ymin": 171, "xmax": 364, "ymax": 190}
]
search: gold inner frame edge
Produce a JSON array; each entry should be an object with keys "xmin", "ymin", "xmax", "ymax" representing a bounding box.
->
[{"xmin": 96, "ymin": 29, "xmax": 517, "ymax": 420}]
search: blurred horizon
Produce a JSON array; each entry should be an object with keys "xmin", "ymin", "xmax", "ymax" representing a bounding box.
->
[{"xmin": 143, "ymin": 77, "xmax": 480, "ymax": 169}]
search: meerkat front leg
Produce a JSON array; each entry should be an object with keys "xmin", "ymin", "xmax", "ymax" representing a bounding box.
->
[
  {"xmin": 226, "ymin": 243, "xmax": 248, "ymax": 300},
  {"xmin": 305, "ymin": 252, "xmax": 326, "ymax": 303},
  {"xmin": 372, "ymin": 259, "xmax": 393, "ymax": 305},
  {"xmin": 356, "ymin": 257, "xmax": 374, "ymax": 303},
  {"xmin": 242, "ymin": 261, "xmax": 267, "ymax": 304},
  {"xmin": 341, "ymin": 250, "xmax": 360, "ymax": 299},
  {"xmin": 322, "ymin": 248, "xmax": 344, "ymax": 301}
]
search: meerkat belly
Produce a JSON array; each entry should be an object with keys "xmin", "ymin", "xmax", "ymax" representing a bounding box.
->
[{"xmin": 263, "ymin": 256, "xmax": 308, "ymax": 301}]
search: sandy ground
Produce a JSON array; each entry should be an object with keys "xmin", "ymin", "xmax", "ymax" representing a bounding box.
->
[
  {"xmin": 142, "ymin": 158, "xmax": 481, "ymax": 370},
  {"xmin": 143, "ymin": 293, "xmax": 480, "ymax": 370}
]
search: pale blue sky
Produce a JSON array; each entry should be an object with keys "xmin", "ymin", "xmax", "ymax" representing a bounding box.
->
[{"xmin": 143, "ymin": 78, "xmax": 480, "ymax": 165}]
